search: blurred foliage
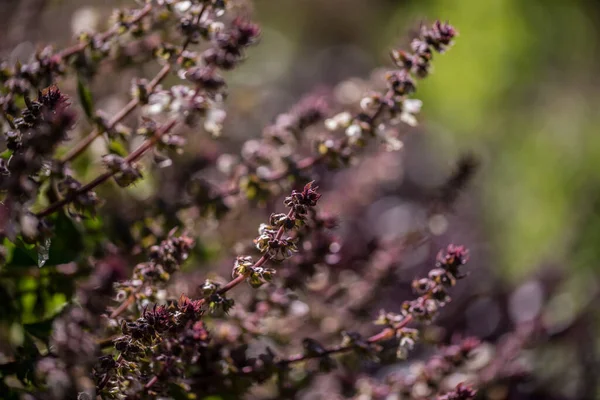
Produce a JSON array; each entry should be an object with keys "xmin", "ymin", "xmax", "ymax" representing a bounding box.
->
[
  {"xmin": 245, "ymin": 0, "xmax": 600, "ymax": 284},
  {"xmin": 389, "ymin": 0, "xmax": 600, "ymax": 283}
]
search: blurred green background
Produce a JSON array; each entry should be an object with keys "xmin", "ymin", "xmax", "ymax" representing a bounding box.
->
[{"xmin": 402, "ymin": 0, "xmax": 600, "ymax": 283}]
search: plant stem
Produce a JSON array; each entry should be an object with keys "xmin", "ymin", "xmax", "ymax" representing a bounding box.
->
[
  {"xmin": 59, "ymin": 64, "xmax": 171, "ymax": 164},
  {"xmin": 59, "ymin": 3, "xmax": 208, "ymax": 165},
  {"xmin": 36, "ymin": 119, "xmax": 178, "ymax": 218},
  {"xmin": 56, "ymin": 4, "xmax": 153, "ymax": 60}
]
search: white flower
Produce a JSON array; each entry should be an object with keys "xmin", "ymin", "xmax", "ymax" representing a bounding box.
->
[
  {"xmin": 174, "ymin": 1, "xmax": 192, "ymax": 13},
  {"xmin": 324, "ymin": 118, "xmax": 338, "ymax": 131},
  {"xmin": 399, "ymin": 335, "xmax": 415, "ymax": 350},
  {"xmin": 345, "ymin": 124, "xmax": 362, "ymax": 142},
  {"xmin": 399, "ymin": 98, "xmax": 422, "ymax": 127},
  {"xmin": 335, "ymin": 111, "xmax": 352, "ymax": 127},
  {"xmin": 216, "ymin": 154, "xmax": 238, "ymax": 175},
  {"xmin": 71, "ymin": 7, "xmax": 99, "ymax": 35},
  {"xmin": 204, "ymin": 108, "xmax": 226, "ymax": 137},
  {"xmin": 404, "ymin": 98, "xmax": 422, "ymax": 114},
  {"xmin": 360, "ymin": 96, "xmax": 375, "ymax": 111},
  {"xmin": 385, "ymin": 137, "xmax": 404, "ymax": 151},
  {"xmin": 204, "ymin": 120, "xmax": 221, "ymax": 137},
  {"xmin": 375, "ymin": 124, "xmax": 404, "ymax": 152},
  {"xmin": 325, "ymin": 111, "xmax": 353, "ymax": 131},
  {"xmin": 208, "ymin": 108, "xmax": 226, "ymax": 124},
  {"xmin": 209, "ymin": 22, "xmax": 225, "ymax": 39},
  {"xmin": 145, "ymin": 91, "xmax": 171, "ymax": 115}
]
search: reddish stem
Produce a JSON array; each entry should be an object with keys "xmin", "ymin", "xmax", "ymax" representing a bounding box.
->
[
  {"xmin": 36, "ymin": 119, "xmax": 178, "ymax": 218},
  {"xmin": 56, "ymin": 4, "xmax": 153, "ymax": 60},
  {"xmin": 196, "ymin": 208, "xmax": 294, "ymax": 307},
  {"xmin": 59, "ymin": 63, "xmax": 171, "ymax": 164},
  {"xmin": 279, "ymin": 315, "xmax": 414, "ymax": 365}
]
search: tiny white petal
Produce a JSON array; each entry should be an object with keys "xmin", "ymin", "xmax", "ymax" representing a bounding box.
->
[
  {"xmin": 324, "ymin": 118, "xmax": 338, "ymax": 131},
  {"xmin": 174, "ymin": 1, "xmax": 192, "ymax": 13},
  {"xmin": 207, "ymin": 108, "xmax": 227, "ymax": 124},
  {"xmin": 385, "ymin": 137, "xmax": 404, "ymax": 151},
  {"xmin": 146, "ymin": 103, "xmax": 164, "ymax": 115},
  {"xmin": 400, "ymin": 336, "xmax": 415, "ymax": 349},
  {"xmin": 360, "ymin": 97, "xmax": 374, "ymax": 111},
  {"xmin": 374, "ymin": 123, "xmax": 386, "ymax": 138},
  {"xmin": 403, "ymin": 99, "xmax": 422, "ymax": 114},
  {"xmin": 171, "ymin": 99, "xmax": 184, "ymax": 113},
  {"xmin": 345, "ymin": 124, "xmax": 362, "ymax": 138},
  {"xmin": 209, "ymin": 22, "xmax": 225, "ymax": 38},
  {"xmin": 334, "ymin": 111, "xmax": 352, "ymax": 127},
  {"xmin": 256, "ymin": 166, "xmax": 270, "ymax": 179},
  {"xmin": 400, "ymin": 111, "xmax": 418, "ymax": 127},
  {"xmin": 290, "ymin": 300, "xmax": 310, "ymax": 317},
  {"xmin": 204, "ymin": 120, "xmax": 222, "ymax": 136}
]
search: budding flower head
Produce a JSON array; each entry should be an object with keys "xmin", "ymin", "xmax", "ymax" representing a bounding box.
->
[
  {"xmin": 396, "ymin": 328, "xmax": 419, "ymax": 359},
  {"xmin": 284, "ymin": 181, "xmax": 322, "ymax": 211},
  {"xmin": 247, "ymin": 266, "xmax": 275, "ymax": 288},
  {"xmin": 437, "ymin": 383, "xmax": 477, "ymax": 400},
  {"xmin": 232, "ymin": 255, "xmax": 253, "ymax": 277},
  {"xmin": 38, "ymin": 84, "xmax": 70, "ymax": 112},
  {"xmin": 436, "ymin": 244, "xmax": 469, "ymax": 278},
  {"xmin": 201, "ymin": 279, "xmax": 218, "ymax": 296}
]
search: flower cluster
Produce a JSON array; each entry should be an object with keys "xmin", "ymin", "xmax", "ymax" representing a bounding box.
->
[
  {"xmin": 145, "ymin": 17, "xmax": 260, "ymax": 134},
  {"xmin": 114, "ymin": 232, "xmax": 194, "ymax": 314},
  {"xmin": 103, "ymin": 295, "xmax": 209, "ymax": 397},
  {"xmin": 320, "ymin": 21, "xmax": 458, "ymax": 158},
  {"xmin": 352, "ymin": 338, "xmax": 480, "ymax": 399},
  {"xmin": 251, "ymin": 182, "xmax": 321, "ymax": 261},
  {"xmin": 166, "ymin": 19, "xmax": 459, "ymax": 220},
  {"xmin": 232, "ymin": 256, "xmax": 275, "ymax": 288},
  {"xmin": 85, "ymin": 184, "xmax": 323, "ymax": 397},
  {"xmin": 1, "ymin": 1, "xmax": 261, "ymax": 241},
  {"xmin": 404, "ymin": 245, "xmax": 470, "ymax": 321},
  {"xmin": 1, "ymin": 86, "xmax": 77, "ymax": 241},
  {"xmin": 437, "ymin": 383, "xmax": 478, "ymax": 400},
  {"xmin": 346, "ymin": 245, "xmax": 469, "ymax": 361},
  {"xmin": 230, "ymin": 183, "xmax": 323, "ymax": 289}
]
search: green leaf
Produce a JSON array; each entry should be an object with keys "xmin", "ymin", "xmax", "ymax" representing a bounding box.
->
[
  {"xmin": 168, "ymin": 383, "xmax": 198, "ymax": 400},
  {"xmin": 3, "ymin": 213, "xmax": 84, "ymax": 270},
  {"xmin": 77, "ymin": 76, "xmax": 95, "ymax": 120},
  {"xmin": 45, "ymin": 212, "xmax": 84, "ymax": 266},
  {"xmin": 23, "ymin": 307, "xmax": 66, "ymax": 345},
  {"xmin": 1, "ymin": 237, "xmax": 16, "ymax": 265},
  {"xmin": 108, "ymin": 140, "xmax": 129, "ymax": 157},
  {"xmin": 8, "ymin": 239, "xmax": 38, "ymax": 267},
  {"xmin": 14, "ymin": 333, "xmax": 40, "ymax": 385},
  {"xmin": 0, "ymin": 149, "xmax": 12, "ymax": 160}
]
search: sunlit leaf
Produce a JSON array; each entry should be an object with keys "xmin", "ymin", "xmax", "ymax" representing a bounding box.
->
[{"xmin": 77, "ymin": 76, "xmax": 95, "ymax": 120}]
